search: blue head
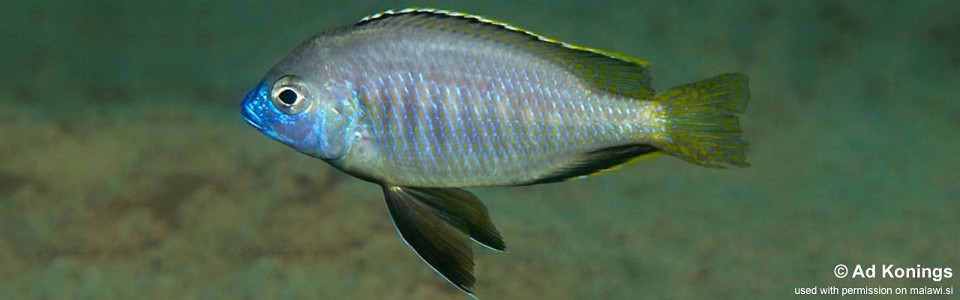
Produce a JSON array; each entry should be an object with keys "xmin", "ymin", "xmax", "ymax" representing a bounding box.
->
[{"xmin": 240, "ymin": 74, "xmax": 360, "ymax": 160}]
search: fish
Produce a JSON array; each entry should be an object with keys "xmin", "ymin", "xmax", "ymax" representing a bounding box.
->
[{"xmin": 240, "ymin": 8, "xmax": 749, "ymax": 298}]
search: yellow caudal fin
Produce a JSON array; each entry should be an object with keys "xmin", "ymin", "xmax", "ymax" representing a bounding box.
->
[{"xmin": 654, "ymin": 73, "xmax": 750, "ymax": 168}]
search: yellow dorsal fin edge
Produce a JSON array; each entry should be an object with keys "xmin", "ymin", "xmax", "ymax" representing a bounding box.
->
[{"xmin": 359, "ymin": 8, "xmax": 655, "ymax": 100}]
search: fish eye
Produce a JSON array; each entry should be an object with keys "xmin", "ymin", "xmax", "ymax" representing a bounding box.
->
[
  {"xmin": 271, "ymin": 75, "xmax": 310, "ymax": 114},
  {"xmin": 278, "ymin": 88, "xmax": 299, "ymax": 106}
]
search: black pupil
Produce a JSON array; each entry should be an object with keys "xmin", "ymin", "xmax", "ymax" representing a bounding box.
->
[{"xmin": 278, "ymin": 89, "xmax": 298, "ymax": 106}]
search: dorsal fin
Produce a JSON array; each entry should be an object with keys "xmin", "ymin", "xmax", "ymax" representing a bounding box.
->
[{"xmin": 357, "ymin": 8, "xmax": 654, "ymax": 100}]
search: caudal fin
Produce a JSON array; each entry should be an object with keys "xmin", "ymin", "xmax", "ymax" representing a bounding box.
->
[{"xmin": 653, "ymin": 73, "xmax": 749, "ymax": 168}]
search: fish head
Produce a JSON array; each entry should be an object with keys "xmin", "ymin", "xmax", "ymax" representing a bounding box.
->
[{"xmin": 240, "ymin": 74, "xmax": 359, "ymax": 161}]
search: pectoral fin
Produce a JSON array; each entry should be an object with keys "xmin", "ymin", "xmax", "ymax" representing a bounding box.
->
[{"xmin": 382, "ymin": 185, "xmax": 505, "ymax": 298}]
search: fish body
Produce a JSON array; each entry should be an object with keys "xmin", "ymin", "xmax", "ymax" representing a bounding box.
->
[{"xmin": 241, "ymin": 8, "xmax": 748, "ymax": 298}]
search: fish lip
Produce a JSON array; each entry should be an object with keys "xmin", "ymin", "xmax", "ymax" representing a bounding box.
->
[
  {"xmin": 241, "ymin": 104, "xmax": 263, "ymax": 130},
  {"xmin": 240, "ymin": 82, "xmax": 267, "ymax": 130}
]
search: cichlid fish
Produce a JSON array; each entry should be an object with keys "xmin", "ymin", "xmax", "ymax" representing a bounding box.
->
[{"xmin": 241, "ymin": 8, "xmax": 749, "ymax": 298}]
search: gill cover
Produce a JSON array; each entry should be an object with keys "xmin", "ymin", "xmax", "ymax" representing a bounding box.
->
[{"xmin": 240, "ymin": 75, "xmax": 361, "ymax": 160}]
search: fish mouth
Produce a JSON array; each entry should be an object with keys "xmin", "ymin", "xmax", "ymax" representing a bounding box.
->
[
  {"xmin": 241, "ymin": 104, "xmax": 263, "ymax": 130},
  {"xmin": 240, "ymin": 82, "xmax": 268, "ymax": 130}
]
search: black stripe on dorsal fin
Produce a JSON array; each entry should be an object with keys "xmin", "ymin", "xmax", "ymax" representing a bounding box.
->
[
  {"xmin": 526, "ymin": 144, "xmax": 659, "ymax": 185},
  {"xmin": 357, "ymin": 8, "xmax": 655, "ymax": 100}
]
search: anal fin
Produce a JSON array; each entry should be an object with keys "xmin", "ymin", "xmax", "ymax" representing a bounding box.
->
[
  {"xmin": 527, "ymin": 144, "xmax": 659, "ymax": 185},
  {"xmin": 382, "ymin": 185, "xmax": 505, "ymax": 298}
]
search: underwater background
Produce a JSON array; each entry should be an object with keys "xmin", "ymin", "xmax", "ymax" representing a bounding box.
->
[{"xmin": 1, "ymin": 0, "xmax": 957, "ymax": 299}]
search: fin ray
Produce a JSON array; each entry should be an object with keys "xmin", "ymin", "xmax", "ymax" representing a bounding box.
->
[
  {"xmin": 358, "ymin": 8, "xmax": 654, "ymax": 100},
  {"xmin": 527, "ymin": 144, "xmax": 658, "ymax": 184},
  {"xmin": 382, "ymin": 185, "xmax": 505, "ymax": 297},
  {"xmin": 654, "ymin": 73, "xmax": 749, "ymax": 168},
  {"xmin": 399, "ymin": 187, "xmax": 505, "ymax": 251}
]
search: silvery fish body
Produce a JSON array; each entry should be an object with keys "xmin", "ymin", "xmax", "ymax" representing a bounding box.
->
[{"xmin": 241, "ymin": 8, "xmax": 749, "ymax": 298}]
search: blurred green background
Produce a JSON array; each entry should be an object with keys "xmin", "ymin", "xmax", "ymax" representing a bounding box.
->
[{"xmin": 1, "ymin": 0, "xmax": 957, "ymax": 299}]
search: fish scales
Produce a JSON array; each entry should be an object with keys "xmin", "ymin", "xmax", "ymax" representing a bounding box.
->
[
  {"xmin": 240, "ymin": 8, "xmax": 749, "ymax": 298},
  {"xmin": 345, "ymin": 43, "xmax": 648, "ymax": 186}
]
